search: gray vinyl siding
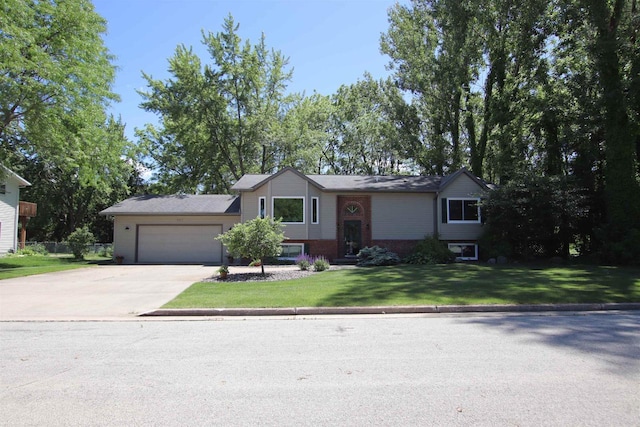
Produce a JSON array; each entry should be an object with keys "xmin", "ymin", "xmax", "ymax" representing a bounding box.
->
[
  {"xmin": 241, "ymin": 187, "xmax": 268, "ymax": 222},
  {"xmin": 113, "ymin": 214, "xmax": 239, "ymax": 264},
  {"xmin": 371, "ymin": 193, "xmax": 434, "ymax": 240},
  {"xmin": 0, "ymin": 178, "xmax": 20, "ymax": 254},
  {"xmin": 438, "ymin": 173, "xmax": 486, "ymax": 241},
  {"xmin": 318, "ymin": 193, "xmax": 337, "ymax": 240},
  {"xmin": 271, "ymin": 170, "xmax": 307, "ymax": 196}
]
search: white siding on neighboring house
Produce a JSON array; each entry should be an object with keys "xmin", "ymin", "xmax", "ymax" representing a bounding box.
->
[
  {"xmin": 0, "ymin": 176, "xmax": 22, "ymax": 254},
  {"xmin": 371, "ymin": 193, "xmax": 435, "ymax": 239},
  {"xmin": 438, "ymin": 173, "xmax": 486, "ymax": 241}
]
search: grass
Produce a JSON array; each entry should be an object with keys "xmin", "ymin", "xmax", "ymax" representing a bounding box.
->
[
  {"xmin": 0, "ymin": 254, "xmax": 109, "ymax": 279},
  {"xmin": 163, "ymin": 263, "xmax": 640, "ymax": 308}
]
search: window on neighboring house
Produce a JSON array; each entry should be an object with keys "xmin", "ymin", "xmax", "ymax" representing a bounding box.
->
[
  {"xmin": 0, "ymin": 184, "xmax": 5, "ymax": 194},
  {"xmin": 280, "ymin": 243, "xmax": 304, "ymax": 259},
  {"xmin": 448, "ymin": 243, "xmax": 478, "ymax": 261},
  {"xmin": 273, "ymin": 197, "xmax": 305, "ymax": 223},
  {"xmin": 311, "ymin": 197, "xmax": 319, "ymax": 224},
  {"xmin": 447, "ymin": 198, "xmax": 480, "ymax": 223},
  {"xmin": 258, "ymin": 197, "xmax": 266, "ymax": 219}
]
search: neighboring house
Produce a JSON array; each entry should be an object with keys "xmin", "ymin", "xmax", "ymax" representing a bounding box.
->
[
  {"xmin": 0, "ymin": 167, "xmax": 31, "ymax": 255},
  {"xmin": 101, "ymin": 167, "xmax": 489, "ymax": 264}
]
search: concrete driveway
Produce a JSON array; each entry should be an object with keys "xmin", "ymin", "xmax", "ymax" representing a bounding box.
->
[{"xmin": 0, "ymin": 265, "xmax": 217, "ymax": 321}]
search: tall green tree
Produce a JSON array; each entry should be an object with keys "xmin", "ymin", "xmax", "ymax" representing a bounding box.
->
[
  {"xmin": 0, "ymin": 0, "xmax": 121, "ymax": 186},
  {"xmin": 324, "ymin": 74, "xmax": 415, "ymax": 175},
  {"xmin": 19, "ymin": 116, "xmax": 135, "ymax": 242},
  {"xmin": 216, "ymin": 216, "xmax": 286, "ymax": 275},
  {"xmin": 581, "ymin": 0, "xmax": 640, "ymax": 233},
  {"xmin": 138, "ymin": 15, "xmax": 296, "ymax": 193}
]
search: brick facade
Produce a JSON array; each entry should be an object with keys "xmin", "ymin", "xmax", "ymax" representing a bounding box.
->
[{"xmin": 371, "ymin": 239, "xmax": 421, "ymax": 258}]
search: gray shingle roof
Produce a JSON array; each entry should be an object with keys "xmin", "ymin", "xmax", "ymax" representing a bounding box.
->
[
  {"xmin": 307, "ymin": 174, "xmax": 442, "ymax": 192},
  {"xmin": 231, "ymin": 167, "xmax": 443, "ymax": 193},
  {"xmin": 100, "ymin": 194, "xmax": 240, "ymax": 216}
]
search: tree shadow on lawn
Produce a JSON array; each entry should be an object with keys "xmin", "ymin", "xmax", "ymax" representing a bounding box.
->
[
  {"xmin": 316, "ymin": 264, "xmax": 640, "ymax": 307},
  {"xmin": 459, "ymin": 311, "xmax": 640, "ymax": 376}
]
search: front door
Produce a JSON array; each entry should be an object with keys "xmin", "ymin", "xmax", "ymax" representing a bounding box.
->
[{"xmin": 343, "ymin": 220, "xmax": 362, "ymax": 257}]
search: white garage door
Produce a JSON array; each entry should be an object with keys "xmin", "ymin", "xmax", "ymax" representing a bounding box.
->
[{"xmin": 137, "ymin": 225, "xmax": 223, "ymax": 264}]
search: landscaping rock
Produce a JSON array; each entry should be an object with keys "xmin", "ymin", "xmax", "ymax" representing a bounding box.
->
[
  {"xmin": 487, "ymin": 258, "xmax": 496, "ymax": 264},
  {"xmin": 497, "ymin": 255, "xmax": 508, "ymax": 264}
]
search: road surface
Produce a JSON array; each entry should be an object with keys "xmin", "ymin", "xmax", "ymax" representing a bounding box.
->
[{"xmin": 1, "ymin": 312, "xmax": 639, "ymax": 426}]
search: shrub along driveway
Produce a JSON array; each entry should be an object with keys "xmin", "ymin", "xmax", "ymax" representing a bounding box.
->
[{"xmin": 0, "ymin": 265, "xmax": 217, "ymax": 320}]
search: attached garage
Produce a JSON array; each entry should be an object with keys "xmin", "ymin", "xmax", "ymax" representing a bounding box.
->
[
  {"xmin": 100, "ymin": 195, "xmax": 241, "ymax": 265},
  {"xmin": 137, "ymin": 224, "xmax": 223, "ymax": 264}
]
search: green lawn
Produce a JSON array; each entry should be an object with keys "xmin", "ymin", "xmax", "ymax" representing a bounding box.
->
[
  {"xmin": 163, "ymin": 263, "xmax": 640, "ymax": 308},
  {"xmin": 0, "ymin": 255, "xmax": 108, "ymax": 279}
]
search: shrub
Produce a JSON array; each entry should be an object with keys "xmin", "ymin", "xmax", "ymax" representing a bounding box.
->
[
  {"xmin": 99, "ymin": 246, "xmax": 114, "ymax": 258},
  {"xmin": 357, "ymin": 246, "xmax": 401, "ymax": 267},
  {"xmin": 404, "ymin": 236, "xmax": 455, "ymax": 265},
  {"xmin": 67, "ymin": 226, "xmax": 95, "ymax": 260},
  {"xmin": 216, "ymin": 216, "xmax": 286, "ymax": 275},
  {"xmin": 313, "ymin": 256, "xmax": 330, "ymax": 272},
  {"xmin": 295, "ymin": 254, "xmax": 313, "ymax": 271},
  {"xmin": 16, "ymin": 243, "xmax": 48, "ymax": 256}
]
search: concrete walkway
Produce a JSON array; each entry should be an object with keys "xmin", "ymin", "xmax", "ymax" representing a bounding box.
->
[{"xmin": 0, "ymin": 265, "xmax": 217, "ymax": 321}]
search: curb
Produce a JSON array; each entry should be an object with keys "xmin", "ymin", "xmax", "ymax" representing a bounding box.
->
[{"xmin": 140, "ymin": 303, "xmax": 640, "ymax": 317}]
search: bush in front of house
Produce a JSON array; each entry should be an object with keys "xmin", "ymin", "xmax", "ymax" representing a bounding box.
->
[
  {"xmin": 215, "ymin": 216, "xmax": 286, "ymax": 275},
  {"xmin": 404, "ymin": 236, "xmax": 456, "ymax": 265},
  {"xmin": 313, "ymin": 256, "xmax": 330, "ymax": 272},
  {"xmin": 67, "ymin": 226, "xmax": 95, "ymax": 260},
  {"xmin": 357, "ymin": 246, "xmax": 401, "ymax": 267},
  {"xmin": 12, "ymin": 243, "xmax": 49, "ymax": 256},
  {"xmin": 295, "ymin": 254, "xmax": 313, "ymax": 271},
  {"xmin": 99, "ymin": 246, "xmax": 114, "ymax": 258}
]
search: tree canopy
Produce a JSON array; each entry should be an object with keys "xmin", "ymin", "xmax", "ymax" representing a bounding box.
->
[
  {"xmin": 216, "ymin": 217, "xmax": 286, "ymax": 275},
  {"xmin": 1, "ymin": 0, "xmax": 136, "ymax": 241}
]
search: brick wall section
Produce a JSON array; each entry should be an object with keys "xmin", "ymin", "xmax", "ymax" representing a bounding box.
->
[{"xmin": 371, "ymin": 239, "xmax": 421, "ymax": 258}]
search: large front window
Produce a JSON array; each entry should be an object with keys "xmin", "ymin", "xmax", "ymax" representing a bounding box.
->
[
  {"xmin": 273, "ymin": 197, "xmax": 305, "ymax": 223},
  {"xmin": 448, "ymin": 198, "xmax": 480, "ymax": 223}
]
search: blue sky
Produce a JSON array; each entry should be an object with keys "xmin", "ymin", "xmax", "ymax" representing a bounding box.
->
[{"xmin": 93, "ymin": 0, "xmax": 402, "ymax": 140}]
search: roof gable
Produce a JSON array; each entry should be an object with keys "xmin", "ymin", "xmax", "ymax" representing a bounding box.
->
[
  {"xmin": 438, "ymin": 167, "xmax": 489, "ymax": 192},
  {"xmin": 1, "ymin": 166, "xmax": 30, "ymax": 187},
  {"xmin": 231, "ymin": 167, "xmax": 324, "ymax": 192}
]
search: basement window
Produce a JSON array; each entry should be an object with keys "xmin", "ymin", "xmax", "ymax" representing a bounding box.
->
[{"xmin": 448, "ymin": 243, "xmax": 478, "ymax": 261}]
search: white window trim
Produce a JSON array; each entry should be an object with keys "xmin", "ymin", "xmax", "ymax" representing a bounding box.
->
[
  {"xmin": 447, "ymin": 198, "xmax": 481, "ymax": 224},
  {"xmin": 311, "ymin": 197, "xmax": 319, "ymax": 224},
  {"xmin": 258, "ymin": 197, "xmax": 266, "ymax": 219},
  {"xmin": 448, "ymin": 243, "xmax": 478, "ymax": 261},
  {"xmin": 279, "ymin": 243, "xmax": 305, "ymax": 260},
  {"xmin": 272, "ymin": 196, "xmax": 305, "ymax": 224}
]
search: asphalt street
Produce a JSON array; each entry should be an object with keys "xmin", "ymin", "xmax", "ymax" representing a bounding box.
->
[{"xmin": 1, "ymin": 312, "xmax": 639, "ymax": 426}]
